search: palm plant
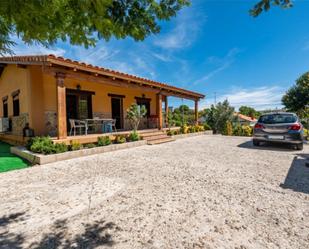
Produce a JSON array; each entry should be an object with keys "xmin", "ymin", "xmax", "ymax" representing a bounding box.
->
[{"xmin": 126, "ymin": 103, "xmax": 147, "ymax": 131}]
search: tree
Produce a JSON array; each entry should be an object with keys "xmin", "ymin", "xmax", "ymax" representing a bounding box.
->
[
  {"xmin": 250, "ymin": 0, "xmax": 292, "ymax": 17},
  {"xmin": 126, "ymin": 103, "xmax": 147, "ymax": 131},
  {"xmin": 0, "ymin": 0, "xmax": 295, "ymax": 54},
  {"xmin": 0, "ymin": 0, "xmax": 190, "ymax": 55},
  {"xmin": 282, "ymin": 72, "xmax": 309, "ymax": 119},
  {"xmin": 172, "ymin": 104, "xmax": 194, "ymax": 126},
  {"xmin": 238, "ymin": 106, "xmax": 261, "ymax": 119},
  {"xmin": 206, "ymin": 100, "xmax": 234, "ymax": 134}
]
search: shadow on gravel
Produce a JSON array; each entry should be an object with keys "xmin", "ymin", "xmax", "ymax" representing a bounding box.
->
[
  {"xmin": 0, "ymin": 212, "xmax": 26, "ymax": 249},
  {"xmin": 0, "ymin": 211, "xmax": 118, "ymax": 249},
  {"xmin": 280, "ymin": 154, "xmax": 309, "ymax": 194},
  {"xmin": 238, "ymin": 141, "xmax": 298, "ymax": 152}
]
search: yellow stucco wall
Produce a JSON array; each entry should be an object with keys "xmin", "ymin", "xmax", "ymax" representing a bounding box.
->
[
  {"xmin": 42, "ymin": 74, "xmax": 157, "ymax": 115},
  {"xmin": 0, "ymin": 64, "xmax": 31, "ymax": 116},
  {"xmin": 1, "ymin": 65, "xmax": 159, "ymax": 137},
  {"xmin": 28, "ymin": 66, "xmax": 46, "ymax": 135},
  {"xmin": 42, "ymin": 70, "xmax": 158, "ymax": 134}
]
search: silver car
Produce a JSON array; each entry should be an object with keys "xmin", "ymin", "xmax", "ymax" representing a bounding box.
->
[{"xmin": 253, "ymin": 112, "xmax": 304, "ymax": 150}]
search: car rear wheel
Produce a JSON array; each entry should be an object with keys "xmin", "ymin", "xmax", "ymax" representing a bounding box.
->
[
  {"xmin": 296, "ymin": 143, "xmax": 303, "ymax": 150},
  {"xmin": 253, "ymin": 140, "xmax": 260, "ymax": 146}
]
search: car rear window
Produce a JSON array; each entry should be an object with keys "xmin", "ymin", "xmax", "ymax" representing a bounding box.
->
[{"xmin": 258, "ymin": 114, "xmax": 297, "ymax": 124}]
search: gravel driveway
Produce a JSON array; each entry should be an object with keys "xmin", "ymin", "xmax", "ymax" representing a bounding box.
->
[{"xmin": 0, "ymin": 135, "xmax": 308, "ymax": 249}]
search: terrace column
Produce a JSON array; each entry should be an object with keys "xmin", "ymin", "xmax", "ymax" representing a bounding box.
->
[
  {"xmin": 55, "ymin": 72, "xmax": 67, "ymax": 139},
  {"xmin": 165, "ymin": 96, "xmax": 169, "ymax": 128},
  {"xmin": 156, "ymin": 93, "xmax": 163, "ymax": 130},
  {"xmin": 195, "ymin": 99, "xmax": 199, "ymax": 124}
]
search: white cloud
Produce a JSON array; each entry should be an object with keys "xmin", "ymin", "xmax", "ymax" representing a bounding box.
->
[
  {"xmin": 64, "ymin": 42, "xmax": 157, "ymax": 78},
  {"xmin": 72, "ymin": 46, "xmax": 120, "ymax": 65},
  {"xmin": 7, "ymin": 36, "xmax": 66, "ymax": 56},
  {"xmin": 193, "ymin": 48, "xmax": 242, "ymax": 85},
  {"xmin": 151, "ymin": 52, "xmax": 171, "ymax": 62},
  {"xmin": 153, "ymin": 8, "xmax": 206, "ymax": 50},
  {"xmin": 200, "ymin": 86, "xmax": 286, "ymax": 110}
]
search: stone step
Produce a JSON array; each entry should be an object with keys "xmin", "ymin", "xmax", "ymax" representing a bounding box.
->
[
  {"xmin": 145, "ymin": 134, "xmax": 170, "ymax": 141},
  {"xmin": 147, "ymin": 137, "xmax": 175, "ymax": 145},
  {"xmin": 138, "ymin": 129, "xmax": 160, "ymax": 134},
  {"xmin": 141, "ymin": 132, "xmax": 166, "ymax": 138}
]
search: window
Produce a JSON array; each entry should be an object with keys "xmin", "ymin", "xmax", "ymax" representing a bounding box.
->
[
  {"xmin": 12, "ymin": 90, "xmax": 20, "ymax": 117},
  {"xmin": 258, "ymin": 114, "xmax": 297, "ymax": 124},
  {"xmin": 135, "ymin": 97, "xmax": 151, "ymax": 117},
  {"xmin": 2, "ymin": 97, "xmax": 8, "ymax": 118}
]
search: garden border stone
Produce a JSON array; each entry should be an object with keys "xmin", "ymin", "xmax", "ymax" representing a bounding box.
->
[
  {"xmin": 11, "ymin": 140, "xmax": 147, "ymax": 165},
  {"xmin": 171, "ymin": 130, "xmax": 213, "ymax": 139}
]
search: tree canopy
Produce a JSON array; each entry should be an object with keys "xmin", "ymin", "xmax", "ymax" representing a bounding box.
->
[
  {"xmin": 206, "ymin": 100, "xmax": 234, "ymax": 134},
  {"xmin": 0, "ymin": 0, "xmax": 294, "ymax": 55},
  {"xmin": 250, "ymin": 0, "xmax": 292, "ymax": 17},
  {"xmin": 282, "ymin": 72, "xmax": 309, "ymax": 118},
  {"xmin": 238, "ymin": 106, "xmax": 261, "ymax": 119},
  {"xmin": 0, "ymin": 0, "xmax": 190, "ymax": 55},
  {"xmin": 172, "ymin": 104, "xmax": 194, "ymax": 126}
]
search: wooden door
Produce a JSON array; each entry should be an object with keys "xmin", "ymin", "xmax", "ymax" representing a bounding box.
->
[{"xmin": 111, "ymin": 97, "xmax": 123, "ymax": 129}]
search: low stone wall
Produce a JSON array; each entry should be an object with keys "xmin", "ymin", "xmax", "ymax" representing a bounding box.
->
[
  {"xmin": 11, "ymin": 140, "xmax": 147, "ymax": 165},
  {"xmin": 45, "ymin": 111, "xmax": 57, "ymax": 137},
  {"xmin": 11, "ymin": 113, "xmax": 29, "ymax": 136},
  {"xmin": 171, "ymin": 130, "xmax": 213, "ymax": 139}
]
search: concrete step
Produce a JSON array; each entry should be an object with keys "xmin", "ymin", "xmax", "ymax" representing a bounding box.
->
[
  {"xmin": 145, "ymin": 134, "xmax": 171, "ymax": 141},
  {"xmin": 141, "ymin": 132, "xmax": 166, "ymax": 138},
  {"xmin": 138, "ymin": 129, "xmax": 160, "ymax": 134},
  {"xmin": 147, "ymin": 137, "xmax": 175, "ymax": 145}
]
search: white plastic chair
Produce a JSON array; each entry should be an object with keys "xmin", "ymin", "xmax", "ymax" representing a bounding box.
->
[{"xmin": 69, "ymin": 119, "xmax": 86, "ymax": 136}]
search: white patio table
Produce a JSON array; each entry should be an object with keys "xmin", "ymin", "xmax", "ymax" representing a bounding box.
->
[{"xmin": 84, "ymin": 118, "xmax": 115, "ymax": 135}]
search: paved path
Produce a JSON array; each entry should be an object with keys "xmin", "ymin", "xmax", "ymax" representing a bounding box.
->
[{"xmin": 0, "ymin": 135, "xmax": 308, "ymax": 248}]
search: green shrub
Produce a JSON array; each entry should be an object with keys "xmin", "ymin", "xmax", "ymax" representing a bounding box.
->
[
  {"xmin": 128, "ymin": 131, "xmax": 140, "ymax": 142},
  {"xmin": 174, "ymin": 120, "xmax": 183, "ymax": 127},
  {"xmin": 70, "ymin": 141, "xmax": 82, "ymax": 151},
  {"xmin": 242, "ymin": 125, "xmax": 253, "ymax": 137},
  {"xmin": 232, "ymin": 125, "xmax": 253, "ymax": 137},
  {"xmin": 233, "ymin": 125, "xmax": 243, "ymax": 136},
  {"xmin": 304, "ymin": 128, "xmax": 309, "ymax": 140},
  {"xmin": 223, "ymin": 121, "xmax": 233, "ymax": 136},
  {"xmin": 97, "ymin": 136, "xmax": 111, "ymax": 146},
  {"xmin": 166, "ymin": 130, "xmax": 173, "ymax": 136},
  {"xmin": 114, "ymin": 135, "xmax": 126, "ymax": 144},
  {"xmin": 195, "ymin": 125, "xmax": 205, "ymax": 132},
  {"xmin": 27, "ymin": 136, "xmax": 68, "ymax": 154},
  {"xmin": 175, "ymin": 129, "xmax": 181, "ymax": 135},
  {"xmin": 203, "ymin": 123, "xmax": 212, "ymax": 130},
  {"xmin": 85, "ymin": 143, "xmax": 96, "ymax": 149},
  {"xmin": 180, "ymin": 125, "xmax": 189, "ymax": 134},
  {"xmin": 54, "ymin": 143, "xmax": 68, "ymax": 153},
  {"xmin": 188, "ymin": 125, "xmax": 196, "ymax": 133}
]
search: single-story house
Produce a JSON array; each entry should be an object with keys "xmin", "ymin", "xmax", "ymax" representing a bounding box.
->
[
  {"xmin": 0, "ymin": 54, "xmax": 204, "ymax": 144},
  {"xmin": 233, "ymin": 113, "xmax": 257, "ymax": 126}
]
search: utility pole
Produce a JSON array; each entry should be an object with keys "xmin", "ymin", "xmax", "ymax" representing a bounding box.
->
[{"xmin": 214, "ymin": 92, "xmax": 217, "ymax": 105}]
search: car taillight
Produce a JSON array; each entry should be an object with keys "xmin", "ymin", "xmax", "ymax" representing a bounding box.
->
[
  {"xmin": 289, "ymin": 124, "xmax": 301, "ymax": 131},
  {"xmin": 254, "ymin": 123, "xmax": 264, "ymax": 129}
]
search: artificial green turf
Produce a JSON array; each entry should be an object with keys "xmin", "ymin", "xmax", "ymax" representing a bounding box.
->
[{"xmin": 0, "ymin": 141, "xmax": 30, "ymax": 173}]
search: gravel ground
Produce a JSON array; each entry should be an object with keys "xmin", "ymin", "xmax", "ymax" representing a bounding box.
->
[{"xmin": 0, "ymin": 135, "xmax": 308, "ymax": 249}]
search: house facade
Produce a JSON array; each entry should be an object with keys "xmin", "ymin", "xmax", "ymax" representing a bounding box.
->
[
  {"xmin": 233, "ymin": 113, "xmax": 257, "ymax": 126},
  {"xmin": 0, "ymin": 55, "xmax": 204, "ymax": 144}
]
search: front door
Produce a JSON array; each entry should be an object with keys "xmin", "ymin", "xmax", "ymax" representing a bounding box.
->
[
  {"xmin": 66, "ymin": 91, "xmax": 93, "ymax": 131},
  {"xmin": 111, "ymin": 97, "xmax": 123, "ymax": 129},
  {"xmin": 66, "ymin": 95, "xmax": 78, "ymax": 129}
]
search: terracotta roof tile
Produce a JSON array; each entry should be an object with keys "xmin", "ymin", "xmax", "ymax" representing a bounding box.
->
[
  {"xmin": 234, "ymin": 113, "xmax": 257, "ymax": 122},
  {"xmin": 0, "ymin": 54, "xmax": 204, "ymax": 99}
]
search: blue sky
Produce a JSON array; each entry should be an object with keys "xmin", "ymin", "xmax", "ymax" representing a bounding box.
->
[{"xmin": 11, "ymin": 0, "xmax": 309, "ymax": 110}]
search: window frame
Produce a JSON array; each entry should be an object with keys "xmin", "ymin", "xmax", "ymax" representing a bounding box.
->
[
  {"xmin": 2, "ymin": 96, "xmax": 8, "ymax": 118},
  {"xmin": 11, "ymin": 90, "xmax": 20, "ymax": 117}
]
